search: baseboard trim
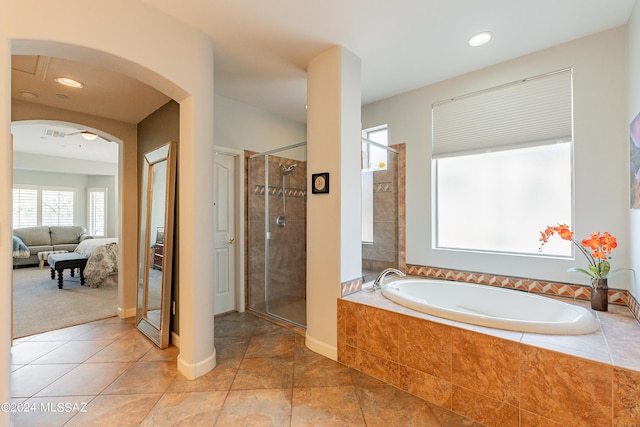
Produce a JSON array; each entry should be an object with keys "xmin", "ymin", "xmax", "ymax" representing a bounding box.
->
[
  {"xmin": 305, "ymin": 333, "xmax": 337, "ymax": 361},
  {"xmin": 177, "ymin": 348, "xmax": 216, "ymax": 380},
  {"xmin": 171, "ymin": 331, "xmax": 180, "ymax": 348},
  {"xmin": 116, "ymin": 306, "xmax": 136, "ymax": 319}
]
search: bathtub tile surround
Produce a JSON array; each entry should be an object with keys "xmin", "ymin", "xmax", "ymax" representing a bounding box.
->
[
  {"xmin": 520, "ymin": 345, "xmax": 612, "ymax": 426},
  {"xmin": 341, "ymin": 276, "xmax": 364, "ymax": 296},
  {"xmin": 338, "ymin": 290, "xmax": 640, "ymax": 426}
]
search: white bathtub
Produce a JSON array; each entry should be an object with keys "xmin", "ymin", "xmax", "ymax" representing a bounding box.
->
[{"xmin": 380, "ymin": 278, "xmax": 600, "ymax": 335}]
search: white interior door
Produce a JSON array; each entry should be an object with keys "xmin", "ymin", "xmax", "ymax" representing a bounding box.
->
[{"xmin": 213, "ymin": 153, "xmax": 236, "ymax": 314}]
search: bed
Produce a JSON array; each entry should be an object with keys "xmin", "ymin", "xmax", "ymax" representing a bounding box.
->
[{"xmin": 74, "ymin": 238, "xmax": 118, "ymax": 288}]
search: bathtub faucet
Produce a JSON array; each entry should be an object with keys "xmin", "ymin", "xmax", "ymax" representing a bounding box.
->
[{"xmin": 372, "ymin": 268, "xmax": 406, "ymax": 291}]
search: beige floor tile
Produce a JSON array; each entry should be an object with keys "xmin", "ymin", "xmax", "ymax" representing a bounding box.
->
[
  {"xmin": 35, "ymin": 362, "xmax": 132, "ymax": 396},
  {"xmin": 214, "ymin": 314, "xmax": 259, "ymax": 338},
  {"xmin": 215, "ymin": 388, "xmax": 291, "ymax": 426},
  {"xmin": 64, "ymin": 393, "xmax": 162, "ymax": 427},
  {"xmin": 85, "ymin": 334, "xmax": 154, "ymax": 363},
  {"xmin": 26, "ymin": 323, "xmax": 101, "ymax": 342},
  {"xmin": 10, "ymin": 341, "xmax": 65, "ymax": 365},
  {"xmin": 140, "ymin": 344, "xmax": 180, "ymax": 362},
  {"xmin": 140, "ymin": 391, "xmax": 227, "ymax": 426},
  {"xmin": 294, "ymin": 346, "xmax": 353, "ymax": 388},
  {"xmin": 11, "ymin": 396, "xmax": 94, "ymax": 427},
  {"xmin": 167, "ymin": 358, "xmax": 241, "ymax": 393},
  {"xmin": 244, "ymin": 333, "xmax": 295, "ymax": 358},
  {"xmin": 31, "ymin": 340, "xmax": 113, "ymax": 364},
  {"xmin": 215, "ymin": 336, "xmax": 251, "ymax": 359},
  {"xmin": 291, "ymin": 386, "xmax": 366, "ymax": 426},
  {"xmin": 231, "ymin": 356, "xmax": 293, "ymax": 390},
  {"xmin": 73, "ymin": 323, "xmax": 135, "ymax": 341},
  {"xmin": 356, "ymin": 383, "xmax": 443, "ymax": 426},
  {"xmin": 11, "ymin": 364, "xmax": 77, "ymax": 398},
  {"xmin": 102, "ymin": 361, "xmax": 178, "ymax": 394}
]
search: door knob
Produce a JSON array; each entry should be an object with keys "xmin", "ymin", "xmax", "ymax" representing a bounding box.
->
[{"xmin": 228, "ymin": 237, "xmax": 236, "ymax": 244}]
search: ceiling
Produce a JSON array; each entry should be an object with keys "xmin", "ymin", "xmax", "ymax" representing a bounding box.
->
[{"xmin": 11, "ymin": 0, "xmax": 636, "ymax": 162}]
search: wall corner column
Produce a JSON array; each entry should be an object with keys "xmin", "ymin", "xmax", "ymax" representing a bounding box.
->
[{"xmin": 306, "ymin": 45, "xmax": 362, "ymax": 359}]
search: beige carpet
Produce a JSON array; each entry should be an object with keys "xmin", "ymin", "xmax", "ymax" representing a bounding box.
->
[{"xmin": 12, "ymin": 267, "xmax": 118, "ymax": 338}]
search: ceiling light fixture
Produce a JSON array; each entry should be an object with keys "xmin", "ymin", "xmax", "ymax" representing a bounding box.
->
[
  {"xmin": 469, "ymin": 31, "xmax": 492, "ymax": 47},
  {"xmin": 81, "ymin": 131, "xmax": 98, "ymax": 140},
  {"xmin": 19, "ymin": 90, "xmax": 38, "ymax": 100},
  {"xmin": 54, "ymin": 77, "xmax": 84, "ymax": 88}
]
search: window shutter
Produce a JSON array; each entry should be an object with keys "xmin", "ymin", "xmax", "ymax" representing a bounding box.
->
[
  {"xmin": 89, "ymin": 189, "xmax": 106, "ymax": 236},
  {"xmin": 13, "ymin": 188, "xmax": 38, "ymax": 228},
  {"xmin": 42, "ymin": 190, "xmax": 75, "ymax": 226},
  {"xmin": 432, "ymin": 69, "xmax": 572, "ymax": 158}
]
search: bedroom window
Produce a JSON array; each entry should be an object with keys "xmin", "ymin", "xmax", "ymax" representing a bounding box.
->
[
  {"xmin": 432, "ymin": 69, "xmax": 573, "ymax": 256},
  {"xmin": 12, "ymin": 187, "xmax": 38, "ymax": 228},
  {"xmin": 12, "ymin": 186, "xmax": 77, "ymax": 228},
  {"xmin": 88, "ymin": 188, "xmax": 107, "ymax": 236}
]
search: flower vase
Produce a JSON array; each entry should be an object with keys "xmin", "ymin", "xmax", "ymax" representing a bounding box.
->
[{"xmin": 590, "ymin": 278, "xmax": 608, "ymax": 311}]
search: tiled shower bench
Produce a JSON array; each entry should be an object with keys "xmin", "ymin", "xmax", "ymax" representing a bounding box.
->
[{"xmin": 47, "ymin": 252, "xmax": 88, "ymax": 289}]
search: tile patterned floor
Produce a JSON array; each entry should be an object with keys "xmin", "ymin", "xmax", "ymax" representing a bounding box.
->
[{"xmin": 10, "ymin": 312, "xmax": 483, "ymax": 426}]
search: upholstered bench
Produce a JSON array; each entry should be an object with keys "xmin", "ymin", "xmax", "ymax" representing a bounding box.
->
[
  {"xmin": 48, "ymin": 252, "xmax": 88, "ymax": 289},
  {"xmin": 37, "ymin": 250, "xmax": 69, "ymax": 269}
]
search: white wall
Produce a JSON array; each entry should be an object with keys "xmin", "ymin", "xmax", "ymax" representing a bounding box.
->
[
  {"xmin": 629, "ymin": 2, "xmax": 640, "ymax": 301},
  {"xmin": 363, "ymin": 26, "xmax": 630, "ymax": 290},
  {"xmin": 215, "ymin": 94, "xmax": 306, "ymax": 153}
]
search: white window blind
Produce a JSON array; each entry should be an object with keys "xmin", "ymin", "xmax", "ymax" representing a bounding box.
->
[
  {"xmin": 432, "ymin": 69, "xmax": 572, "ymax": 157},
  {"xmin": 13, "ymin": 188, "xmax": 38, "ymax": 228},
  {"xmin": 42, "ymin": 189, "xmax": 75, "ymax": 226},
  {"xmin": 88, "ymin": 188, "xmax": 107, "ymax": 236}
]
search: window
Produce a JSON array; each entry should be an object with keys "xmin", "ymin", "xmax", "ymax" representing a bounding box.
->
[
  {"xmin": 88, "ymin": 188, "xmax": 107, "ymax": 236},
  {"xmin": 362, "ymin": 126, "xmax": 388, "ymax": 243},
  {"xmin": 432, "ymin": 69, "xmax": 573, "ymax": 256},
  {"xmin": 12, "ymin": 186, "xmax": 76, "ymax": 228},
  {"xmin": 42, "ymin": 189, "xmax": 75, "ymax": 226},
  {"xmin": 12, "ymin": 187, "xmax": 38, "ymax": 228}
]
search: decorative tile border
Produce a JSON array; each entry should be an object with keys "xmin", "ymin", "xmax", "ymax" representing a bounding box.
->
[
  {"xmin": 341, "ymin": 276, "xmax": 364, "ymax": 297},
  {"xmin": 406, "ymin": 264, "xmax": 630, "ymax": 307},
  {"xmin": 629, "ymin": 293, "xmax": 640, "ymax": 321},
  {"xmin": 373, "ymin": 182, "xmax": 393, "ymax": 193},
  {"xmin": 252, "ymin": 184, "xmax": 306, "ymax": 198}
]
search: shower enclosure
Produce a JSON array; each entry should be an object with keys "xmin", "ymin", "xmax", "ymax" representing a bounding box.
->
[
  {"xmin": 361, "ymin": 138, "xmax": 400, "ymax": 282},
  {"xmin": 248, "ymin": 142, "xmax": 307, "ymax": 327}
]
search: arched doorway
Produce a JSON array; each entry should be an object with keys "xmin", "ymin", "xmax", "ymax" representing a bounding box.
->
[{"xmin": 11, "ymin": 119, "xmax": 122, "ymax": 338}]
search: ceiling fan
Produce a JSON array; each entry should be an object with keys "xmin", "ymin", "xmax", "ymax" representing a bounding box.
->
[{"xmin": 42, "ymin": 128, "xmax": 107, "ymax": 141}]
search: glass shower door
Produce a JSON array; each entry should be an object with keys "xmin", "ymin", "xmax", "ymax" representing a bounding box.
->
[{"xmin": 248, "ymin": 143, "xmax": 307, "ymax": 327}]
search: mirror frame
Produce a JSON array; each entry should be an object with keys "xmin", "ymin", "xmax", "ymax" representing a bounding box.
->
[{"xmin": 136, "ymin": 141, "xmax": 177, "ymax": 348}]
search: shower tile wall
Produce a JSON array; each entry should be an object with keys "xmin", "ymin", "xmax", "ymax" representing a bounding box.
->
[
  {"xmin": 362, "ymin": 150, "xmax": 398, "ymax": 281},
  {"xmin": 247, "ymin": 153, "xmax": 306, "ymax": 325}
]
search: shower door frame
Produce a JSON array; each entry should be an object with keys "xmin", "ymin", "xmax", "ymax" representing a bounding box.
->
[{"xmin": 249, "ymin": 141, "xmax": 307, "ymax": 328}]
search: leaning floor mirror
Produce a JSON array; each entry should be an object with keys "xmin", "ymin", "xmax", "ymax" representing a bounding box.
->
[{"xmin": 137, "ymin": 141, "xmax": 177, "ymax": 348}]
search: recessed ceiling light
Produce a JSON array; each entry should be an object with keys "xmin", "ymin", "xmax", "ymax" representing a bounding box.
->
[
  {"xmin": 54, "ymin": 77, "xmax": 84, "ymax": 88},
  {"xmin": 469, "ymin": 31, "xmax": 492, "ymax": 47}
]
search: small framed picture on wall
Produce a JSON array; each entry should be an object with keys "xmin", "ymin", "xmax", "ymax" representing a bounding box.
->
[{"xmin": 312, "ymin": 172, "xmax": 329, "ymax": 194}]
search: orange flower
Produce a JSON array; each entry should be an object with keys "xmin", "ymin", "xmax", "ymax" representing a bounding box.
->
[
  {"xmin": 556, "ymin": 225, "xmax": 573, "ymax": 241},
  {"xmin": 582, "ymin": 235, "xmax": 601, "ymax": 251},
  {"xmin": 538, "ymin": 224, "xmax": 619, "ymax": 280}
]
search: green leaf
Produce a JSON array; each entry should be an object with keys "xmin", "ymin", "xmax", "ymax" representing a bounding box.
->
[
  {"xmin": 568, "ymin": 267, "xmax": 596, "ymax": 278},
  {"xmin": 599, "ymin": 261, "xmax": 610, "ymax": 277},
  {"xmin": 588, "ymin": 265, "xmax": 601, "ymax": 277}
]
